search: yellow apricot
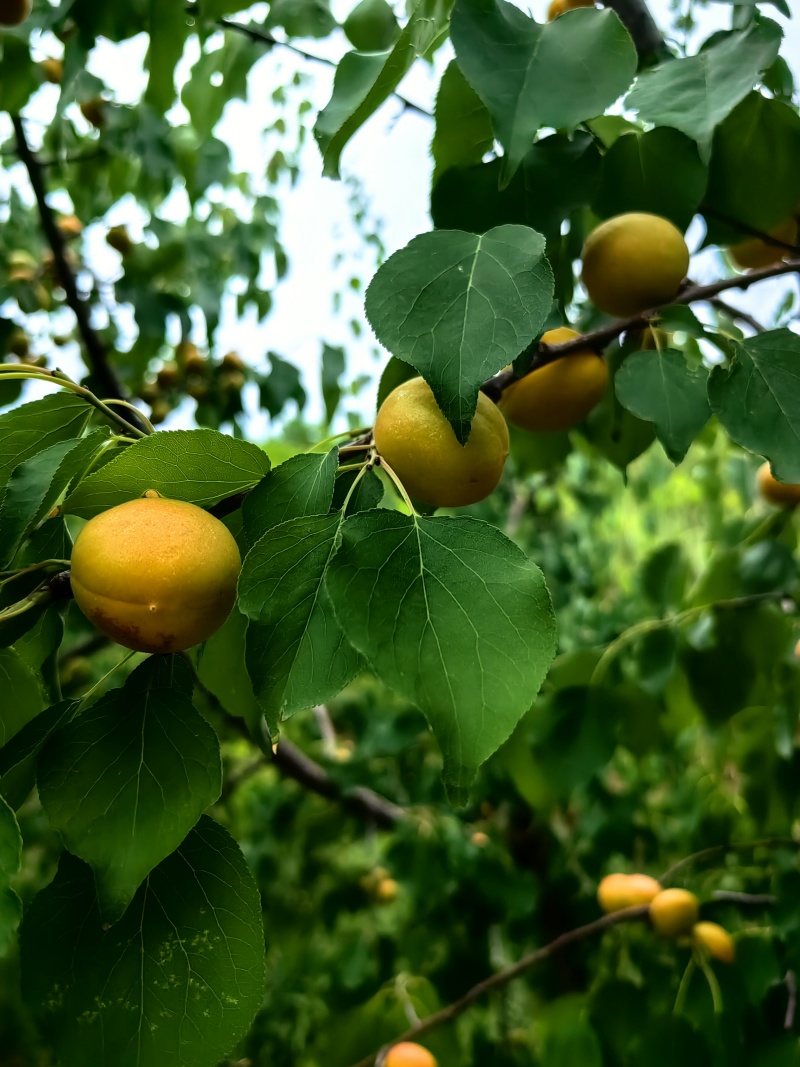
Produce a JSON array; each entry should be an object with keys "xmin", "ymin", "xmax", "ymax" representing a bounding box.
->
[
  {"xmin": 729, "ymin": 217, "xmax": 797, "ymax": 271},
  {"xmin": 374, "ymin": 376, "xmax": 509, "ymax": 508},
  {"xmin": 384, "ymin": 1043, "xmax": 437, "ymax": 1067},
  {"xmin": 597, "ymin": 872, "xmax": 662, "ymax": 913},
  {"xmin": 692, "ymin": 921, "xmax": 735, "ymax": 964},
  {"xmin": 649, "ymin": 888, "xmax": 699, "ymax": 938},
  {"xmin": 471, "ymin": 831, "xmax": 490, "ymax": 847},
  {"xmin": 547, "ymin": 0, "xmax": 593, "ymax": 17},
  {"xmin": 581, "ymin": 213, "xmax": 690, "ymax": 318},
  {"xmin": 0, "ymin": 0, "xmax": 31, "ymax": 25},
  {"xmin": 375, "ymin": 877, "xmax": 399, "ymax": 902},
  {"xmin": 756, "ymin": 462, "xmax": 800, "ymax": 508},
  {"xmin": 70, "ymin": 496, "xmax": 241, "ymax": 654},
  {"xmin": 499, "ymin": 327, "xmax": 608, "ymax": 433}
]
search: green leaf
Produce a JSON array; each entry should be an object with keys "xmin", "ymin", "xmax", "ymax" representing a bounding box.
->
[
  {"xmin": 580, "ymin": 350, "xmax": 656, "ymax": 472},
  {"xmin": 258, "ymin": 353, "xmax": 307, "ymax": 419},
  {"xmin": 614, "ymin": 350, "xmax": 711, "ymax": 464},
  {"xmin": 326, "ymin": 511, "xmax": 557, "ymax": 801},
  {"xmin": 708, "ymin": 329, "xmax": 800, "ymax": 483},
  {"xmin": 37, "ymin": 679, "xmax": 222, "ymax": 920},
  {"xmin": 0, "ymin": 794, "xmax": 22, "ymax": 956},
  {"xmin": 239, "ymin": 514, "xmax": 362, "ymax": 736},
  {"xmin": 145, "ymin": 1, "xmax": 189, "ymax": 113},
  {"xmin": 625, "ymin": 22, "xmax": 782, "ymax": 149},
  {"xmin": 343, "ymin": 0, "xmax": 401, "ymax": 51},
  {"xmin": 0, "ymin": 648, "xmax": 44, "ymax": 749},
  {"xmin": 194, "ymin": 609, "xmax": 262, "ymax": 731},
  {"xmin": 432, "ymin": 132, "xmax": 602, "ymax": 237},
  {"xmin": 266, "ymin": 0, "xmax": 338, "ymax": 38},
  {"xmin": 0, "ymin": 430, "xmax": 108, "ymax": 568},
  {"xmin": 365, "ymin": 225, "xmax": 553, "ymax": 442},
  {"xmin": 431, "ymin": 60, "xmax": 494, "ymax": 185},
  {"xmin": 63, "ymin": 429, "xmax": 271, "ymax": 517},
  {"xmin": 242, "ymin": 450, "xmax": 337, "ymax": 548},
  {"xmin": 593, "ymin": 128, "xmax": 708, "ymax": 232},
  {"xmin": 0, "ymin": 699, "xmax": 78, "ymax": 781},
  {"xmin": 0, "ymin": 393, "xmax": 91, "ymax": 495},
  {"xmin": 377, "ymin": 357, "xmax": 417, "ymax": 409},
  {"xmin": 450, "ymin": 2, "xmax": 636, "ymax": 185},
  {"xmin": 709, "ymin": 0, "xmax": 790, "ymax": 16},
  {"xmin": 322, "ymin": 343, "xmax": 346, "ymax": 425},
  {"xmin": 703, "ymin": 92, "xmax": 800, "ymax": 244},
  {"xmin": 314, "ymin": 0, "xmax": 453, "ymax": 179},
  {"xmin": 182, "ymin": 32, "xmax": 261, "ymax": 140},
  {"xmin": 21, "ymin": 817, "xmax": 265, "ymax": 1067},
  {"xmin": 0, "ymin": 34, "xmax": 37, "ymax": 114}
]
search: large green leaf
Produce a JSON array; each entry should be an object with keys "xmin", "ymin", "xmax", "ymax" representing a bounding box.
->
[
  {"xmin": 0, "ymin": 648, "xmax": 44, "ymax": 749},
  {"xmin": 145, "ymin": 0, "xmax": 189, "ymax": 113},
  {"xmin": 0, "ymin": 794, "xmax": 21, "ymax": 956},
  {"xmin": 615, "ymin": 351, "xmax": 711, "ymax": 464},
  {"xmin": 0, "ymin": 430, "xmax": 109, "ymax": 568},
  {"xmin": 703, "ymin": 92, "xmax": 800, "ymax": 244},
  {"xmin": 0, "ymin": 393, "xmax": 91, "ymax": 494},
  {"xmin": 365, "ymin": 225, "xmax": 553, "ymax": 442},
  {"xmin": 431, "ymin": 60, "xmax": 494, "ymax": 184},
  {"xmin": 708, "ymin": 330, "xmax": 800, "ymax": 483},
  {"xmin": 593, "ymin": 128, "xmax": 708, "ymax": 231},
  {"xmin": 239, "ymin": 514, "xmax": 362, "ymax": 736},
  {"xmin": 37, "ymin": 676, "xmax": 222, "ymax": 920},
  {"xmin": 241, "ymin": 449, "xmax": 338, "ymax": 548},
  {"xmin": 625, "ymin": 22, "xmax": 782, "ymax": 149},
  {"xmin": 450, "ymin": 2, "xmax": 636, "ymax": 184},
  {"xmin": 20, "ymin": 817, "xmax": 265, "ymax": 1067},
  {"xmin": 326, "ymin": 510, "xmax": 557, "ymax": 801},
  {"xmin": 194, "ymin": 608, "xmax": 262, "ymax": 731},
  {"xmin": 0, "ymin": 700, "xmax": 78, "ymax": 781},
  {"xmin": 432, "ymin": 133, "xmax": 602, "ymax": 237},
  {"xmin": 63, "ymin": 429, "xmax": 271, "ymax": 517},
  {"xmin": 315, "ymin": 0, "xmax": 453, "ymax": 178}
]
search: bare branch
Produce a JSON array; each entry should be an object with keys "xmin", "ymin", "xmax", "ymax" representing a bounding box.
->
[{"xmin": 346, "ymin": 906, "xmax": 651, "ymax": 1067}]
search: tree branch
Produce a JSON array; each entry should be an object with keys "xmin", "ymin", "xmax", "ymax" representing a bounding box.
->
[
  {"xmin": 708, "ymin": 296, "xmax": 766, "ymax": 334},
  {"xmin": 10, "ymin": 117, "xmax": 144, "ymax": 424},
  {"xmin": 702, "ymin": 204, "xmax": 800, "ymax": 254},
  {"xmin": 346, "ymin": 906, "xmax": 651, "ymax": 1067},
  {"xmin": 482, "ymin": 258, "xmax": 800, "ymax": 401},
  {"xmin": 600, "ymin": 0, "xmax": 667, "ymax": 63}
]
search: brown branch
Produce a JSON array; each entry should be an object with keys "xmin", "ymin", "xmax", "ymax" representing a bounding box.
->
[
  {"xmin": 601, "ymin": 0, "xmax": 667, "ymax": 62},
  {"xmin": 708, "ymin": 296, "xmax": 766, "ymax": 334},
  {"xmin": 346, "ymin": 906, "xmax": 651, "ymax": 1067},
  {"xmin": 215, "ymin": 17, "xmax": 433, "ymax": 118},
  {"xmin": 482, "ymin": 257, "xmax": 800, "ymax": 401},
  {"xmin": 10, "ymin": 117, "xmax": 144, "ymax": 426}
]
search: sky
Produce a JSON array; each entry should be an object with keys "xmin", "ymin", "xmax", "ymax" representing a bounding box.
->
[{"xmin": 2, "ymin": 0, "xmax": 800, "ymax": 434}]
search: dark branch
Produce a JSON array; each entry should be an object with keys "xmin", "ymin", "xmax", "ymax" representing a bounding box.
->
[
  {"xmin": 10, "ymin": 117, "xmax": 143, "ymax": 424},
  {"xmin": 708, "ymin": 296, "xmax": 766, "ymax": 334},
  {"xmin": 601, "ymin": 0, "xmax": 667, "ymax": 62},
  {"xmin": 346, "ymin": 906, "xmax": 651, "ymax": 1067},
  {"xmin": 482, "ymin": 257, "xmax": 800, "ymax": 402}
]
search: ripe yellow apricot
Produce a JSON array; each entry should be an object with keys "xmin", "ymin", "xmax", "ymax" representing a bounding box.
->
[
  {"xmin": 547, "ymin": 0, "xmax": 593, "ymax": 17},
  {"xmin": 692, "ymin": 921, "xmax": 735, "ymax": 964},
  {"xmin": 375, "ymin": 877, "xmax": 399, "ymax": 902},
  {"xmin": 471, "ymin": 830, "xmax": 490, "ymax": 847},
  {"xmin": 70, "ymin": 496, "xmax": 241, "ymax": 654},
  {"xmin": 581, "ymin": 213, "xmax": 690, "ymax": 318},
  {"xmin": 729, "ymin": 217, "xmax": 797, "ymax": 271},
  {"xmin": 756, "ymin": 462, "xmax": 800, "ymax": 508},
  {"xmin": 374, "ymin": 376, "xmax": 509, "ymax": 508},
  {"xmin": 649, "ymin": 888, "xmax": 699, "ymax": 938},
  {"xmin": 384, "ymin": 1043, "xmax": 437, "ymax": 1067},
  {"xmin": 498, "ymin": 327, "xmax": 608, "ymax": 433},
  {"xmin": 597, "ymin": 872, "xmax": 662, "ymax": 913},
  {"xmin": 0, "ymin": 0, "xmax": 31, "ymax": 25}
]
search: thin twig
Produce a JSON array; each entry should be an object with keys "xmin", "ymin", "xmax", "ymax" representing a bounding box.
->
[
  {"xmin": 660, "ymin": 838, "xmax": 799, "ymax": 885},
  {"xmin": 708, "ymin": 296, "xmax": 766, "ymax": 334},
  {"xmin": 216, "ymin": 17, "xmax": 433, "ymax": 118},
  {"xmin": 346, "ymin": 907, "xmax": 651, "ymax": 1067},
  {"xmin": 702, "ymin": 204, "xmax": 800, "ymax": 255},
  {"xmin": 785, "ymin": 971, "xmax": 796, "ymax": 1030},
  {"xmin": 482, "ymin": 258, "xmax": 800, "ymax": 401},
  {"xmin": 10, "ymin": 116, "xmax": 145, "ymax": 429}
]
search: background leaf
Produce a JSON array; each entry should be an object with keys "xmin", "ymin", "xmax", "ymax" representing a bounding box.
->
[
  {"xmin": 0, "ymin": 795, "xmax": 22, "ymax": 956},
  {"xmin": 0, "ymin": 393, "xmax": 91, "ymax": 494},
  {"xmin": 64, "ymin": 429, "xmax": 271, "ymax": 516},
  {"xmin": 0, "ymin": 648, "xmax": 44, "ymax": 749},
  {"xmin": 38, "ymin": 675, "xmax": 222, "ymax": 920},
  {"xmin": 431, "ymin": 59, "xmax": 494, "ymax": 184},
  {"xmin": 708, "ymin": 329, "xmax": 800, "ymax": 482},
  {"xmin": 321, "ymin": 344, "xmax": 346, "ymax": 425},
  {"xmin": 327, "ymin": 511, "xmax": 557, "ymax": 801},
  {"xmin": 365, "ymin": 225, "xmax": 553, "ymax": 442},
  {"xmin": 21, "ymin": 817, "xmax": 265, "ymax": 1067},
  {"xmin": 450, "ymin": 2, "xmax": 637, "ymax": 184}
]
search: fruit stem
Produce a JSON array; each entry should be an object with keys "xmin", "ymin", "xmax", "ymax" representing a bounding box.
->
[
  {"xmin": 0, "ymin": 586, "xmax": 51, "ymax": 623},
  {"xmin": 697, "ymin": 952, "xmax": 724, "ymax": 1014},
  {"xmin": 673, "ymin": 957, "xmax": 696, "ymax": 1016},
  {"xmin": 308, "ymin": 427, "xmax": 371, "ymax": 454},
  {"xmin": 103, "ymin": 398, "xmax": 155, "ymax": 434},
  {"xmin": 0, "ymin": 559, "xmax": 71, "ymax": 588},
  {"xmin": 339, "ymin": 463, "xmax": 369, "ymax": 514},
  {"xmin": 337, "ymin": 462, "xmax": 368, "ymax": 473},
  {"xmin": 374, "ymin": 455, "xmax": 417, "ymax": 516}
]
